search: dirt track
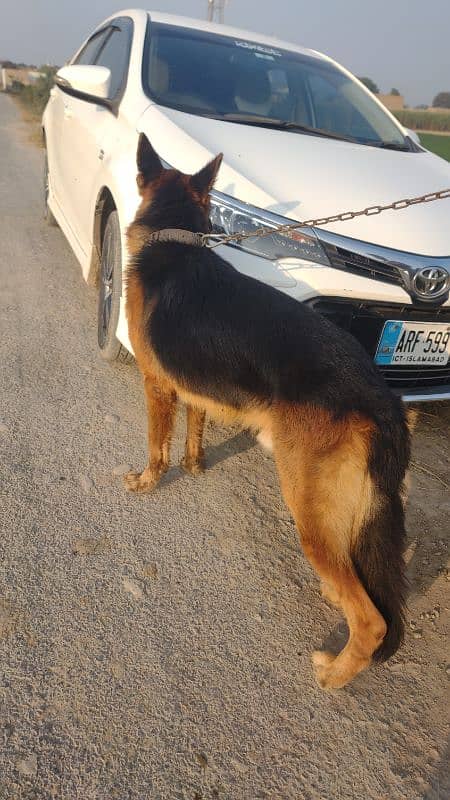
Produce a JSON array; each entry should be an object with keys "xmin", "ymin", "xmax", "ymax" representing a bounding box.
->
[{"xmin": 0, "ymin": 93, "xmax": 449, "ymax": 799}]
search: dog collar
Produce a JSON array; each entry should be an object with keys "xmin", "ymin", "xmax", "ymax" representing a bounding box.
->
[{"xmin": 145, "ymin": 228, "xmax": 206, "ymax": 247}]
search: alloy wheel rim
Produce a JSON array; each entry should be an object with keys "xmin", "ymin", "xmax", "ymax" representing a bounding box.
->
[{"xmin": 99, "ymin": 229, "xmax": 115, "ymax": 346}]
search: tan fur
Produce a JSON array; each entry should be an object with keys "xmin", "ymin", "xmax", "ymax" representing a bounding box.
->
[
  {"xmin": 271, "ymin": 405, "xmax": 377, "ymax": 558},
  {"xmin": 271, "ymin": 404, "xmax": 386, "ymax": 688},
  {"xmin": 256, "ymin": 428, "xmax": 273, "ymax": 452}
]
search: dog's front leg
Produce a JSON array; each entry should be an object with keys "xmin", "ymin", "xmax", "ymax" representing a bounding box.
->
[
  {"xmin": 124, "ymin": 377, "xmax": 177, "ymax": 493},
  {"xmin": 181, "ymin": 405, "xmax": 206, "ymax": 475}
]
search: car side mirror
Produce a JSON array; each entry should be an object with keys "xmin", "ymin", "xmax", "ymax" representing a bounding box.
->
[
  {"xmin": 56, "ymin": 65, "xmax": 111, "ymax": 102},
  {"xmin": 405, "ymin": 128, "xmax": 421, "ymax": 146}
]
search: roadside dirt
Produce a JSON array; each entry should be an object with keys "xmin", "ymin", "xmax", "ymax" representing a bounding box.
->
[{"xmin": 0, "ymin": 93, "xmax": 448, "ymax": 800}]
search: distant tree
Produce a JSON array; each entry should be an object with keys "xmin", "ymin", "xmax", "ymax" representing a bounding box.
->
[
  {"xmin": 390, "ymin": 88, "xmax": 401, "ymax": 96},
  {"xmin": 433, "ymin": 91, "xmax": 450, "ymax": 108},
  {"xmin": 0, "ymin": 60, "xmax": 37, "ymax": 69},
  {"xmin": 357, "ymin": 77, "xmax": 379, "ymax": 94}
]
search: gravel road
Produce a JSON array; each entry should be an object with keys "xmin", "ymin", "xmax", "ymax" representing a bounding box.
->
[{"xmin": 0, "ymin": 93, "xmax": 449, "ymax": 800}]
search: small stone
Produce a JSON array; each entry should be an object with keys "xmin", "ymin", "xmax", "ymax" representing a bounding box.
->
[
  {"xmin": 105, "ymin": 413, "xmax": 120, "ymax": 424},
  {"xmin": 409, "ymin": 620, "xmax": 417, "ymax": 629},
  {"xmin": 445, "ymin": 665, "xmax": 450, "ymax": 676},
  {"xmin": 195, "ymin": 752, "xmax": 208, "ymax": 770},
  {"xmin": 17, "ymin": 754, "xmax": 37, "ymax": 777},
  {"xmin": 112, "ymin": 463, "xmax": 132, "ymax": 476},
  {"xmin": 79, "ymin": 475, "xmax": 94, "ymax": 492},
  {"xmin": 110, "ymin": 660, "xmax": 125, "ymax": 679},
  {"xmin": 122, "ymin": 578, "xmax": 144, "ymax": 600},
  {"xmin": 413, "ymin": 630, "xmax": 423, "ymax": 639},
  {"xmin": 387, "ymin": 661, "xmax": 404, "ymax": 673},
  {"xmin": 72, "ymin": 536, "xmax": 110, "ymax": 555},
  {"xmin": 258, "ymin": 602, "xmax": 269, "ymax": 619},
  {"xmin": 142, "ymin": 563, "xmax": 158, "ymax": 579}
]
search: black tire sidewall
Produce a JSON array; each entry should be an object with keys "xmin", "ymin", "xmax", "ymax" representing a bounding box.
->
[{"xmin": 97, "ymin": 210, "xmax": 123, "ymax": 362}]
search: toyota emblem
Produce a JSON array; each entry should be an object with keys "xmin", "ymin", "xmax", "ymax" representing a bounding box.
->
[{"xmin": 412, "ymin": 266, "xmax": 449, "ymax": 300}]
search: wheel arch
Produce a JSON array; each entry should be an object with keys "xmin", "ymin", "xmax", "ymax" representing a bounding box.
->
[{"xmin": 88, "ymin": 186, "xmax": 117, "ymax": 287}]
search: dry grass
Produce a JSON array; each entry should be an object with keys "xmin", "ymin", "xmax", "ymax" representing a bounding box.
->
[{"xmin": 11, "ymin": 97, "xmax": 43, "ymax": 148}]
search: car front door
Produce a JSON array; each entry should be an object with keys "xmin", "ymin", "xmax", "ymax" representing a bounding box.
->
[
  {"xmin": 58, "ymin": 18, "xmax": 133, "ymax": 256},
  {"xmin": 48, "ymin": 27, "xmax": 109, "ymax": 242}
]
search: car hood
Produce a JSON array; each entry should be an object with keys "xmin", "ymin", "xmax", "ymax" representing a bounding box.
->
[{"xmin": 139, "ymin": 104, "xmax": 450, "ymax": 256}]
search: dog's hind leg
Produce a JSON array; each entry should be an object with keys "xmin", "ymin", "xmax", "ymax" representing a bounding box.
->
[
  {"xmin": 273, "ymin": 407, "xmax": 390, "ymax": 689},
  {"xmin": 181, "ymin": 405, "xmax": 206, "ymax": 475},
  {"xmin": 124, "ymin": 376, "xmax": 177, "ymax": 493}
]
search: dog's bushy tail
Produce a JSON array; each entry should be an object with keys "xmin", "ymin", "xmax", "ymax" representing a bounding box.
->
[
  {"xmin": 351, "ymin": 414, "xmax": 411, "ymax": 662},
  {"xmin": 351, "ymin": 492, "xmax": 407, "ymax": 661}
]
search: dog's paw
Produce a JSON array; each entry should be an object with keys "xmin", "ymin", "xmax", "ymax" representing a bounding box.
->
[
  {"xmin": 123, "ymin": 469, "xmax": 159, "ymax": 494},
  {"xmin": 180, "ymin": 456, "xmax": 205, "ymax": 476},
  {"xmin": 312, "ymin": 650, "xmax": 343, "ymax": 690},
  {"xmin": 312, "ymin": 649, "xmax": 368, "ymax": 690}
]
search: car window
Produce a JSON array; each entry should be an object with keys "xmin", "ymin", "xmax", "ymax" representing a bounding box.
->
[
  {"xmin": 144, "ymin": 24, "xmax": 407, "ymax": 148},
  {"xmin": 306, "ymin": 72, "xmax": 378, "ymax": 142},
  {"xmin": 73, "ymin": 30, "xmax": 109, "ymax": 66},
  {"xmin": 94, "ymin": 19, "xmax": 133, "ymax": 99}
]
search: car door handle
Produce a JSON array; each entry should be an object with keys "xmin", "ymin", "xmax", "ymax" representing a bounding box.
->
[{"xmin": 63, "ymin": 103, "xmax": 72, "ymax": 119}]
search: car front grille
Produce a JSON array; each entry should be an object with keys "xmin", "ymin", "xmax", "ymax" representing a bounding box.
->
[
  {"xmin": 310, "ymin": 298, "xmax": 450, "ymax": 390},
  {"xmin": 322, "ymin": 242, "xmax": 404, "ymax": 287}
]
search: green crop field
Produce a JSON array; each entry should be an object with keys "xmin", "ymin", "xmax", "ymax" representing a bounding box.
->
[
  {"xmin": 394, "ymin": 109, "xmax": 450, "ymax": 132},
  {"xmin": 419, "ymin": 132, "xmax": 450, "ymax": 161}
]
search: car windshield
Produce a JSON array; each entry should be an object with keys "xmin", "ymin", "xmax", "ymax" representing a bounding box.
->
[{"xmin": 144, "ymin": 23, "xmax": 409, "ymax": 149}]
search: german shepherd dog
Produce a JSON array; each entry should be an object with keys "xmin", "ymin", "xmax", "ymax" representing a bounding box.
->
[{"xmin": 125, "ymin": 134, "xmax": 412, "ymax": 689}]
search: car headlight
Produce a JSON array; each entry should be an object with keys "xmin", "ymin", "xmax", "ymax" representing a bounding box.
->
[{"xmin": 209, "ymin": 192, "xmax": 330, "ymax": 266}]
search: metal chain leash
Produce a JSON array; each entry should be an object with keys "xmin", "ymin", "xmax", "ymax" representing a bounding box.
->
[{"xmin": 202, "ymin": 188, "xmax": 450, "ymax": 248}]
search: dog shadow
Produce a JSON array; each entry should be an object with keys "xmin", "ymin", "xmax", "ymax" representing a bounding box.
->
[
  {"xmin": 423, "ymin": 736, "xmax": 450, "ymax": 799},
  {"xmin": 162, "ymin": 430, "xmax": 255, "ymax": 488},
  {"xmin": 405, "ymin": 534, "xmax": 448, "ymax": 600}
]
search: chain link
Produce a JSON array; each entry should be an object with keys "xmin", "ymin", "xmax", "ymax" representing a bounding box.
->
[{"xmin": 202, "ymin": 188, "xmax": 450, "ymax": 248}]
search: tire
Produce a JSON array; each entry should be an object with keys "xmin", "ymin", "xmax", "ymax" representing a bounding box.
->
[
  {"xmin": 97, "ymin": 210, "xmax": 133, "ymax": 363},
  {"xmin": 44, "ymin": 151, "xmax": 58, "ymax": 226}
]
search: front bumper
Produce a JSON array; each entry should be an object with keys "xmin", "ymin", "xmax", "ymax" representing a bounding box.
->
[
  {"xmin": 218, "ymin": 241, "xmax": 450, "ymax": 402},
  {"xmin": 217, "ymin": 231, "xmax": 450, "ymax": 402},
  {"xmin": 309, "ymin": 297, "xmax": 450, "ymax": 401}
]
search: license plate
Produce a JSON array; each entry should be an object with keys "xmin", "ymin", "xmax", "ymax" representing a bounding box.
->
[{"xmin": 375, "ymin": 320, "xmax": 450, "ymax": 366}]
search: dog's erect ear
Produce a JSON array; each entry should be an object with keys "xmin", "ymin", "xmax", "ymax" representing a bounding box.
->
[
  {"xmin": 190, "ymin": 153, "xmax": 223, "ymax": 196},
  {"xmin": 136, "ymin": 133, "xmax": 164, "ymax": 186}
]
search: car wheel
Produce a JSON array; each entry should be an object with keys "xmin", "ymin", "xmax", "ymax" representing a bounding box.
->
[
  {"xmin": 44, "ymin": 151, "xmax": 58, "ymax": 226},
  {"xmin": 97, "ymin": 210, "xmax": 133, "ymax": 363}
]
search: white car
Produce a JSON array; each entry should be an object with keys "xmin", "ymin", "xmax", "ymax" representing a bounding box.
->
[{"xmin": 43, "ymin": 8, "xmax": 450, "ymax": 401}]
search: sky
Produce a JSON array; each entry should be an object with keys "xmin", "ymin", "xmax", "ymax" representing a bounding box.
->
[{"xmin": 2, "ymin": 0, "xmax": 449, "ymax": 107}]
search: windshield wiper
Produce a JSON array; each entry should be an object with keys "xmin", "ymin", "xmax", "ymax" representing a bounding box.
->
[
  {"xmin": 219, "ymin": 113, "xmax": 359, "ymax": 143},
  {"xmin": 357, "ymin": 138, "xmax": 410, "ymax": 151},
  {"xmin": 210, "ymin": 112, "xmax": 412, "ymax": 149},
  {"xmin": 372, "ymin": 141, "xmax": 410, "ymax": 151}
]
